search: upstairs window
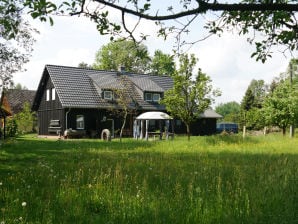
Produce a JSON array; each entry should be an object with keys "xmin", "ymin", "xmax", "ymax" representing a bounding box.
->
[
  {"xmin": 51, "ymin": 88, "xmax": 56, "ymax": 100},
  {"xmin": 46, "ymin": 89, "xmax": 50, "ymax": 101},
  {"xmin": 145, "ymin": 93, "xmax": 152, "ymax": 101},
  {"xmin": 145, "ymin": 92, "xmax": 160, "ymax": 102},
  {"xmin": 104, "ymin": 90, "xmax": 113, "ymax": 100},
  {"xmin": 152, "ymin": 93, "xmax": 160, "ymax": 102},
  {"xmin": 76, "ymin": 115, "xmax": 85, "ymax": 129}
]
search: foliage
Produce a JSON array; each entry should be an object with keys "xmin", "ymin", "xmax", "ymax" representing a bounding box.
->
[
  {"xmin": 150, "ymin": 50, "xmax": 176, "ymax": 76},
  {"xmin": 0, "ymin": 134, "xmax": 297, "ymax": 223},
  {"xmin": 215, "ymin": 101, "xmax": 241, "ymax": 123},
  {"xmin": 109, "ymin": 75, "xmax": 138, "ymax": 141},
  {"xmin": 207, "ymin": 0, "xmax": 298, "ymax": 62},
  {"xmin": 13, "ymin": 83, "xmax": 28, "ymax": 90},
  {"xmin": 263, "ymin": 78, "xmax": 298, "ymax": 135},
  {"xmin": 241, "ymin": 79, "xmax": 267, "ymax": 129},
  {"xmin": 245, "ymin": 107, "xmax": 266, "ymax": 130},
  {"xmin": 14, "ymin": 102, "xmax": 37, "ymax": 134},
  {"xmin": 0, "ymin": 0, "xmax": 37, "ymax": 87},
  {"xmin": 161, "ymin": 54, "xmax": 220, "ymax": 140},
  {"xmin": 78, "ymin": 62, "xmax": 92, "ymax": 69},
  {"xmin": 241, "ymin": 79, "xmax": 266, "ymax": 111},
  {"xmin": 2, "ymin": 1, "xmax": 298, "ymax": 61},
  {"xmin": 5, "ymin": 117, "xmax": 18, "ymax": 137},
  {"xmin": 93, "ymin": 39, "xmax": 150, "ymax": 74}
]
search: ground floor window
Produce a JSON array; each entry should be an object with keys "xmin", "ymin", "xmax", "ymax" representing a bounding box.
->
[{"xmin": 76, "ymin": 115, "xmax": 85, "ymax": 129}]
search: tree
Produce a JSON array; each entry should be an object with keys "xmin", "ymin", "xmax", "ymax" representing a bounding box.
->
[
  {"xmin": 215, "ymin": 101, "xmax": 241, "ymax": 123},
  {"xmin": 241, "ymin": 79, "xmax": 267, "ymax": 129},
  {"xmin": 241, "ymin": 79, "xmax": 266, "ymax": 110},
  {"xmin": 93, "ymin": 39, "xmax": 150, "ymax": 73},
  {"xmin": 263, "ymin": 78, "xmax": 298, "ymax": 135},
  {"xmin": 78, "ymin": 62, "xmax": 92, "ymax": 69},
  {"xmin": 14, "ymin": 102, "xmax": 37, "ymax": 134},
  {"xmin": 150, "ymin": 50, "xmax": 176, "ymax": 76},
  {"xmin": 13, "ymin": 83, "xmax": 28, "ymax": 90},
  {"xmin": 161, "ymin": 54, "xmax": 220, "ymax": 140},
  {"xmin": 1, "ymin": 0, "xmax": 37, "ymax": 90},
  {"xmin": 106, "ymin": 75, "xmax": 139, "ymax": 141},
  {"xmin": 3, "ymin": 1, "xmax": 298, "ymax": 62}
]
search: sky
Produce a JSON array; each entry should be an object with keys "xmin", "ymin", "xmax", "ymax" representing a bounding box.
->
[{"xmin": 13, "ymin": 6, "xmax": 297, "ymax": 107}]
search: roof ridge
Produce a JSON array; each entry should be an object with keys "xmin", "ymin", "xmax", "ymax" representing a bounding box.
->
[{"xmin": 45, "ymin": 64, "xmax": 116, "ymax": 74}]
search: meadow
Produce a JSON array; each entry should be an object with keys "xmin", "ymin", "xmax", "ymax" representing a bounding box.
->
[{"xmin": 0, "ymin": 134, "xmax": 297, "ymax": 223}]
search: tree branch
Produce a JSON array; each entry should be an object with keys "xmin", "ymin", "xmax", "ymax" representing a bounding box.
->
[{"xmin": 93, "ymin": 0, "xmax": 298, "ymax": 21}]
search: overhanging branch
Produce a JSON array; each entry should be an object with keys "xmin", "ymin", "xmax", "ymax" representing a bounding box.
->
[{"xmin": 93, "ymin": 0, "xmax": 298, "ymax": 21}]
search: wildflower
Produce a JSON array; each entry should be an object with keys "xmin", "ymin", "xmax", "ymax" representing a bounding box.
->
[
  {"xmin": 21, "ymin": 202, "xmax": 27, "ymax": 207},
  {"xmin": 1, "ymin": 221, "xmax": 5, "ymax": 224},
  {"xmin": 0, "ymin": 182, "xmax": 2, "ymax": 186},
  {"xmin": 19, "ymin": 217, "xmax": 23, "ymax": 221}
]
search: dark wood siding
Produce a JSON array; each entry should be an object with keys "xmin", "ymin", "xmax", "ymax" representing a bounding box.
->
[
  {"xmin": 191, "ymin": 118, "xmax": 217, "ymax": 136},
  {"xmin": 37, "ymin": 73, "xmax": 64, "ymax": 135},
  {"xmin": 173, "ymin": 118, "xmax": 217, "ymax": 136}
]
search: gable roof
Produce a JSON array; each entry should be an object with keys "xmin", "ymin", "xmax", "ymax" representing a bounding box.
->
[
  {"xmin": 5, "ymin": 89, "xmax": 36, "ymax": 114},
  {"xmin": 199, "ymin": 109, "xmax": 223, "ymax": 118},
  {"xmin": 33, "ymin": 65, "xmax": 174, "ymax": 111}
]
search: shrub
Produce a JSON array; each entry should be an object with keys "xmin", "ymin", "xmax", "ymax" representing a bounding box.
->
[{"xmin": 6, "ymin": 117, "xmax": 18, "ymax": 137}]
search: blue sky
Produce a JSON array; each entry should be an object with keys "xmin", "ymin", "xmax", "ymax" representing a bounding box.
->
[{"xmin": 13, "ymin": 8, "xmax": 296, "ymax": 107}]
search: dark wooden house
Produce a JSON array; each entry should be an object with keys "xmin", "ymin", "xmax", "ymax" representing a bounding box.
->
[{"xmin": 32, "ymin": 65, "xmax": 222, "ymax": 137}]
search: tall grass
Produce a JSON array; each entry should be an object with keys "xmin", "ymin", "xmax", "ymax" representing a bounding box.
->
[{"xmin": 0, "ymin": 134, "xmax": 297, "ymax": 223}]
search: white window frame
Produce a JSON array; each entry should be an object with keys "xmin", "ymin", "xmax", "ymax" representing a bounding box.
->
[
  {"xmin": 104, "ymin": 90, "xmax": 113, "ymax": 100},
  {"xmin": 153, "ymin": 93, "xmax": 160, "ymax": 102},
  {"xmin": 76, "ymin": 115, "xmax": 85, "ymax": 129},
  {"xmin": 51, "ymin": 88, "xmax": 56, "ymax": 100},
  {"xmin": 46, "ymin": 89, "xmax": 50, "ymax": 101},
  {"xmin": 145, "ymin": 92, "xmax": 152, "ymax": 101}
]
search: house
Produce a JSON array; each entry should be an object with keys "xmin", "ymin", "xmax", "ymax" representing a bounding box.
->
[
  {"xmin": 32, "ymin": 65, "xmax": 222, "ymax": 137},
  {"xmin": 0, "ymin": 89, "xmax": 36, "ymax": 138},
  {"xmin": 0, "ymin": 91, "xmax": 12, "ymax": 139},
  {"xmin": 4, "ymin": 89, "xmax": 36, "ymax": 114}
]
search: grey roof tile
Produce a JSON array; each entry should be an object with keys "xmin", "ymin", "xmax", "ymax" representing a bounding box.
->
[
  {"xmin": 44, "ymin": 65, "xmax": 173, "ymax": 110},
  {"xmin": 5, "ymin": 89, "xmax": 36, "ymax": 114}
]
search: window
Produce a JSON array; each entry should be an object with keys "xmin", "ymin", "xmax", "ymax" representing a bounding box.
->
[
  {"xmin": 46, "ymin": 89, "xmax": 50, "ymax": 101},
  {"xmin": 52, "ymin": 88, "xmax": 56, "ymax": 100},
  {"xmin": 153, "ymin": 93, "xmax": 160, "ymax": 102},
  {"xmin": 104, "ymin": 91, "xmax": 113, "ymax": 100},
  {"xmin": 145, "ymin": 92, "xmax": 160, "ymax": 102},
  {"xmin": 144, "ymin": 93, "xmax": 152, "ymax": 101},
  {"xmin": 76, "ymin": 115, "xmax": 85, "ymax": 129}
]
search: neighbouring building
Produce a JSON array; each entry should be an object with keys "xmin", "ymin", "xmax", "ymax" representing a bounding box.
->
[{"xmin": 0, "ymin": 89, "xmax": 36, "ymax": 138}]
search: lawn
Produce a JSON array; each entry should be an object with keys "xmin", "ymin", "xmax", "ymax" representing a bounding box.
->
[{"xmin": 0, "ymin": 134, "xmax": 297, "ymax": 223}]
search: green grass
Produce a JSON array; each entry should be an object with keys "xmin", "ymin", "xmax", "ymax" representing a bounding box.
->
[{"xmin": 0, "ymin": 134, "xmax": 297, "ymax": 223}]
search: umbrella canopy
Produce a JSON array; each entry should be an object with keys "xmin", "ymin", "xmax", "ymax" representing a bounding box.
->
[{"xmin": 136, "ymin": 111, "xmax": 172, "ymax": 120}]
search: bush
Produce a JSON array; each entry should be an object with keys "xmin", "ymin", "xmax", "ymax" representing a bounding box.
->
[{"xmin": 6, "ymin": 117, "xmax": 18, "ymax": 137}]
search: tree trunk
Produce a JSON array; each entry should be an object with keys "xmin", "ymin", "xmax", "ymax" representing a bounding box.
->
[
  {"xmin": 120, "ymin": 111, "xmax": 127, "ymax": 142},
  {"xmin": 282, "ymin": 127, "xmax": 286, "ymax": 136},
  {"xmin": 186, "ymin": 124, "xmax": 190, "ymax": 141}
]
